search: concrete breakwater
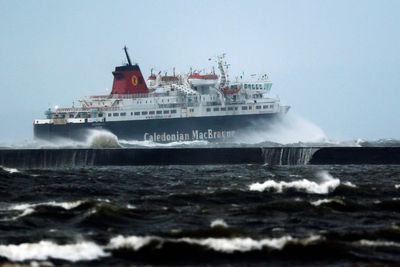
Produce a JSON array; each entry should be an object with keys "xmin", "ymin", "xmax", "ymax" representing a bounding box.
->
[{"xmin": 0, "ymin": 147, "xmax": 399, "ymax": 168}]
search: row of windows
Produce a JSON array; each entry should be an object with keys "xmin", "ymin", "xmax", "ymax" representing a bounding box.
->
[
  {"xmin": 108, "ymin": 110, "xmax": 177, "ymax": 117},
  {"xmin": 206, "ymin": 104, "xmax": 274, "ymax": 112},
  {"xmin": 106, "ymin": 104, "xmax": 275, "ymax": 117},
  {"xmin": 244, "ymin": 84, "xmax": 265, "ymax": 90},
  {"xmin": 242, "ymin": 104, "xmax": 274, "ymax": 110},
  {"xmin": 135, "ymin": 98, "xmax": 174, "ymax": 104},
  {"xmin": 206, "ymin": 106, "xmax": 239, "ymax": 112}
]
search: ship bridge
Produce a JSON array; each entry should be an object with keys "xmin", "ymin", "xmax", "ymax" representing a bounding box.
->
[{"xmin": 242, "ymin": 82, "xmax": 272, "ymax": 91}]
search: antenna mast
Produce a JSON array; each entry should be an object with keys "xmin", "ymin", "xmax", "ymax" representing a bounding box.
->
[{"xmin": 123, "ymin": 46, "xmax": 132, "ymax": 66}]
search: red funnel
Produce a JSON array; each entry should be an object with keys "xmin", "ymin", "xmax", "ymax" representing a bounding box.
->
[
  {"xmin": 111, "ymin": 47, "xmax": 148, "ymax": 95},
  {"xmin": 111, "ymin": 64, "xmax": 148, "ymax": 95}
]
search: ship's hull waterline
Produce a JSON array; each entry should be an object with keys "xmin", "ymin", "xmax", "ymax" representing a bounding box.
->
[{"xmin": 34, "ymin": 112, "xmax": 284, "ymax": 142}]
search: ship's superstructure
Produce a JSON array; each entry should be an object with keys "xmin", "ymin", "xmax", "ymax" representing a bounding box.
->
[{"xmin": 34, "ymin": 47, "xmax": 290, "ymax": 142}]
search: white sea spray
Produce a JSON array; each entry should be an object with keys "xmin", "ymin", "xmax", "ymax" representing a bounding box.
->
[
  {"xmin": 0, "ymin": 241, "xmax": 108, "ymax": 262},
  {"xmin": 249, "ymin": 171, "xmax": 340, "ymax": 194},
  {"xmin": 0, "ymin": 166, "xmax": 19, "ymax": 173},
  {"xmin": 107, "ymin": 235, "xmax": 322, "ymax": 253}
]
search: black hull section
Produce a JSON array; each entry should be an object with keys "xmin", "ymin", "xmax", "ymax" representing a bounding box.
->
[{"xmin": 34, "ymin": 113, "xmax": 283, "ymax": 142}]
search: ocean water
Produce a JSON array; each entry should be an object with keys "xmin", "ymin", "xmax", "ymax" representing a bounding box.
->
[{"xmin": 1, "ymin": 164, "xmax": 400, "ymax": 266}]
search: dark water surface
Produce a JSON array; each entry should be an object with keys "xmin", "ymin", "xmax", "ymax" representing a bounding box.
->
[{"xmin": 1, "ymin": 164, "xmax": 400, "ymax": 266}]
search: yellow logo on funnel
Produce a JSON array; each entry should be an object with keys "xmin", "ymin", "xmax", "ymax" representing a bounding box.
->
[{"xmin": 131, "ymin": 75, "xmax": 138, "ymax": 86}]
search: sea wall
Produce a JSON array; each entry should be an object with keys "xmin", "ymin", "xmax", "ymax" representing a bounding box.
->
[
  {"xmin": 0, "ymin": 147, "xmax": 399, "ymax": 168},
  {"xmin": 309, "ymin": 147, "xmax": 400, "ymax": 165},
  {"xmin": 0, "ymin": 148, "xmax": 262, "ymax": 168}
]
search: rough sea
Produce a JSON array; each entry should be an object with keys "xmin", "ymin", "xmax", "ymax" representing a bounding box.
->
[
  {"xmin": 1, "ymin": 118, "xmax": 400, "ymax": 266},
  {"xmin": 1, "ymin": 163, "xmax": 400, "ymax": 266}
]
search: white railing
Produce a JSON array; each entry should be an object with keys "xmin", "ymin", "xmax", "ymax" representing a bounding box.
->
[{"xmin": 90, "ymin": 93, "xmax": 151, "ymax": 99}]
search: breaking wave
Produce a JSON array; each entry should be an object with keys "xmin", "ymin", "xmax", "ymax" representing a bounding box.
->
[
  {"xmin": 310, "ymin": 198, "xmax": 345, "ymax": 206},
  {"xmin": 0, "ymin": 166, "xmax": 19, "ymax": 174},
  {"xmin": 342, "ymin": 181, "xmax": 357, "ymax": 188},
  {"xmin": 210, "ymin": 219, "xmax": 229, "ymax": 228},
  {"xmin": 1, "ymin": 129, "xmax": 210, "ymax": 149},
  {"xmin": 0, "ymin": 234, "xmax": 322, "ymax": 262},
  {"xmin": 108, "ymin": 234, "xmax": 321, "ymax": 253},
  {"xmin": 85, "ymin": 129, "xmax": 121, "ymax": 148},
  {"xmin": 0, "ymin": 240, "xmax": 108, "ymax": 262},
  {"xmin": 0, "ymin": 129, "xmax": 121, "ymax": 149},
  {"xmin": 249, "ymin": 171, "xmax": 341, "ymax": 194},
  {"xmin": 0, "ymin": 200, "xmax": 84, "ymax": 221},
  {"xmin": 9, "ymin": 200, "xmax": 84, "ymax": 211},
  {"xmin": 118, "ymin": 139, "xmax": 209, "ymax": 148},
  {"xmin": 235, "ymin": 113, "xmax": 327, "ymax": 145}
]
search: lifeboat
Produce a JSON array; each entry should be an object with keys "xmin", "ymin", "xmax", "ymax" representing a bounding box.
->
[
  {"xmin": 147, "ymin": 74, "xmax": 179, "ymax": 82},
  {"xmin": 161, "ymin": 76, "xmax": 179, "ymax": 82},
  {"xmin": 148, "ymin": 74, "xmax": 156, "ymax": 81},
  {"xmin": 223, "ymin": 84, "xmax": 241, "ymax": 94},
  {"xmin": 188, "ymin": 73, "xmax": 218, "ymax": 86},
  {"xmin": 147, "ymin": 74, "xmax": 157, "ymax": 88},
  {"xmin": 148, "ymin": 74, "xmax": 179, "ymax": 86}
]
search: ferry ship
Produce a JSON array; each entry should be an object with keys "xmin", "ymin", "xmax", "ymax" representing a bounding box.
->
[{"xmin": 33, "ymin": 47, "xmax": 290, "ymax": 142}]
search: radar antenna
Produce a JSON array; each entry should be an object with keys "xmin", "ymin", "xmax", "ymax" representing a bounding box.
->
[{"xmin": 123, "ymin": 46, "xmax": 132, "ymax": 66}]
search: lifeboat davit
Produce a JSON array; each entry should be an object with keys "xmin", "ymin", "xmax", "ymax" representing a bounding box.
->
[{"xmin": 188, "ymin": 73, "xmax": 218, "ymax": 86}]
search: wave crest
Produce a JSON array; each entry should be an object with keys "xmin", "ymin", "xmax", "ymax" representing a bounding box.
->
[
  {"xmin": 107, "ymin": 234, "xmax": 321, "ymax": 253},
  {"xmin": 86, "ymin": 129, "xmax": 121, "ymax": 148},
  {"xmin": 119, "ymin": 139, "xmax": 209, "ymax": 148},
  {"xmin": 0, "ymin": 234, "xmax": 322, "ymax": 262},
  {"xmin": 0, "ymin": 241, "xmax": 108, "ymax": 262},
  {"xmin": 249, "ymin": 171, "xmax": 340, "ymax": 194},
  {"xmin": 210, "ymin": 219, "xmax": 229, "ymax": 228},
  {"xmin": 1, "ymin": 201, "xmax": 84, "ymax": 221},
  {"xmin": 0, "ymin": 166, "xmax": 19, "ymax": 174}
]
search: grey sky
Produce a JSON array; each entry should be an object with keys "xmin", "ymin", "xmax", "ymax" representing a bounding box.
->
[{"xmin": 0, "ymin": 0, "xmax": 399, "ymax": 141}]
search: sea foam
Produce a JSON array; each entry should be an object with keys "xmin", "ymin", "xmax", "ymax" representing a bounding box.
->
[
  {"xmin": 249, "ymin": 171, "xmax": 340, "ymax": 194},
  {"xmin": 108, "ymin": 235, "xmax": 321, "ymax": 253},
  {"xmin": 0, "ymin": 234, "xmax": 322, "ymax": 262},
  {"xmin": 0, "ymin": 241, "xmax": 108, "ymax": 262},
  {"xmin": 119, "ymin": 139, "xmax": 209, "ymax": 148},
  {"xmin": 86, "ymin": 129, "xmax": 121, "ymax": 148},
  {"xmin": 0, "ymin": 166, "xmax": 19, "ymax": 174},
  {"xmin": 9, "ymin": 201, "xmax": 84, "ymax": 211}
]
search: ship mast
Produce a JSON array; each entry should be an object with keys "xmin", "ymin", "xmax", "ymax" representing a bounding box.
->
[
  {"xmin": 217, "ymin": 54, "xmax": 229, "ymax": 90},
  {"xmin": 123, "ymin": 46, "xmax": 132, "ymax": 66}
]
